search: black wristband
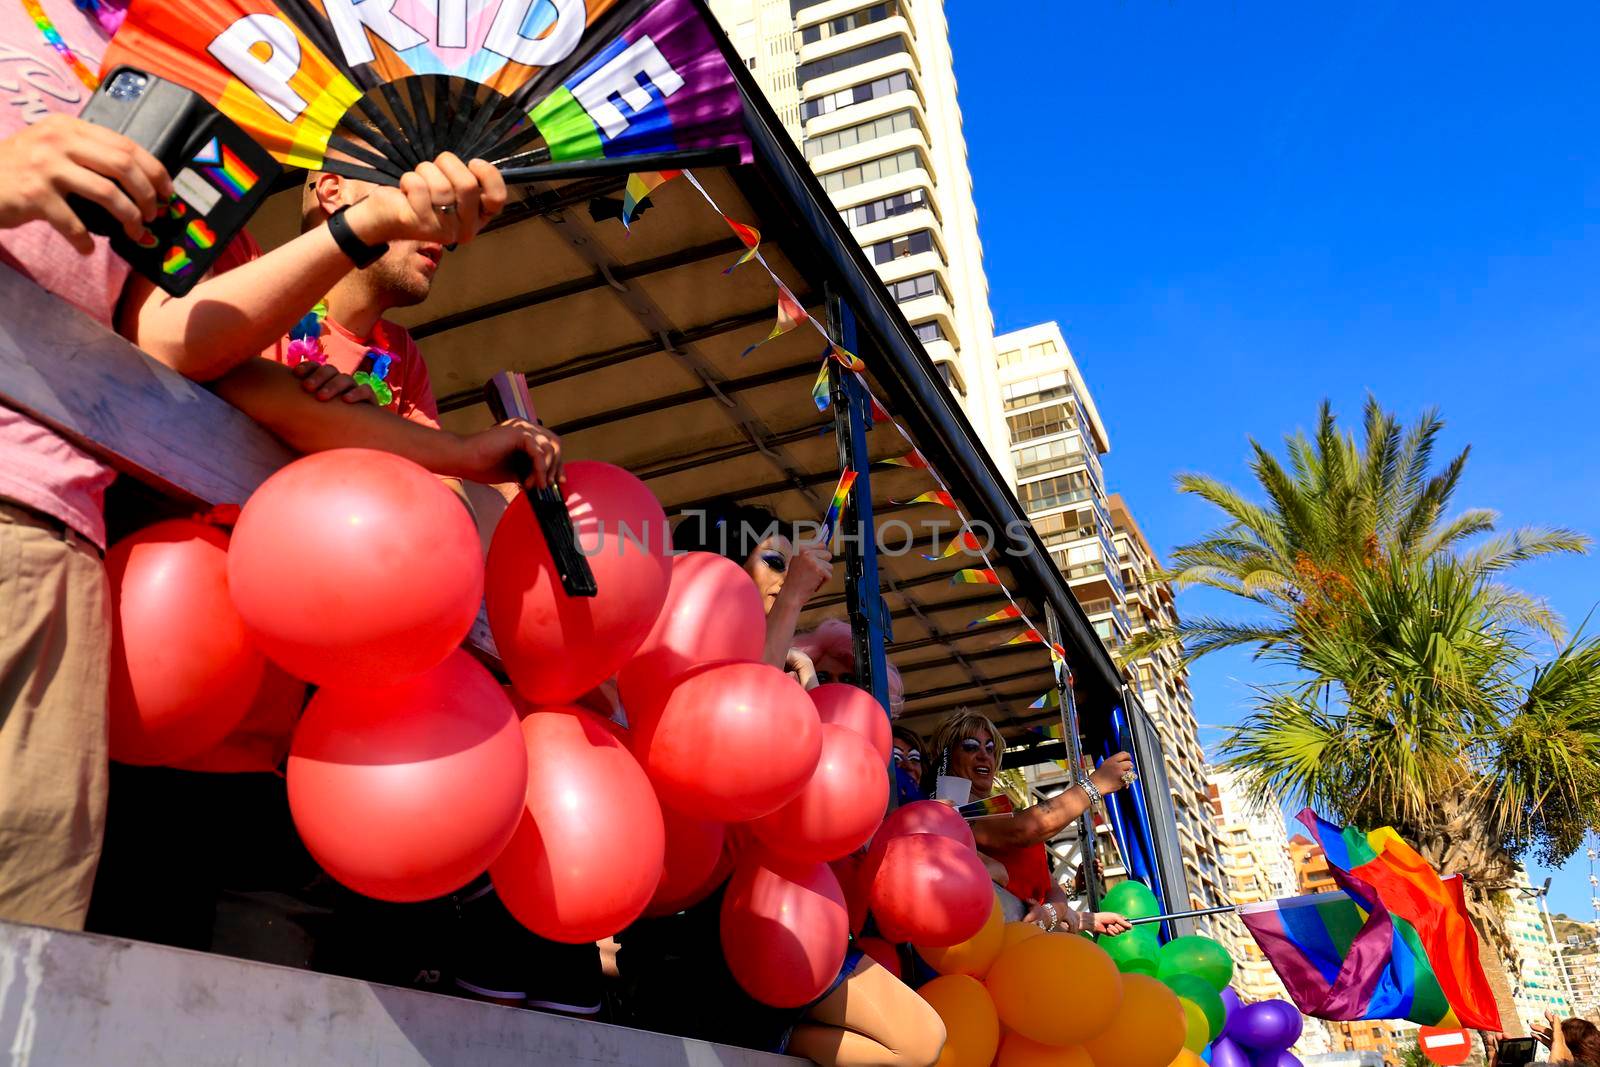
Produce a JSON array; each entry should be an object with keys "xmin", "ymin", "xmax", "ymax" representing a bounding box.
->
[{"xmin": 327, "ymin": 205, "xmax": 387, "ymax": 268}]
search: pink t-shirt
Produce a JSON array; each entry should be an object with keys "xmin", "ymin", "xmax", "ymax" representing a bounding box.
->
[
  {"xmin": 264, "ymin": 316, "xmax": 441, "ymax": 428},
  {"xmin": 0, "ymin": 0, "xmax": 126, "ymax": 547}
]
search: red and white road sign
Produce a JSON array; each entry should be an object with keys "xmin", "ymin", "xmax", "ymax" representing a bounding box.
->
[{"xmin": 1418, "ymin": 1025, "xmax": 1472, "ymax": 1066}]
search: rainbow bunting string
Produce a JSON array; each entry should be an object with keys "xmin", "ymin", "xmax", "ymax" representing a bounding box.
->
[
  {"xmin": 740, "ymin": 285, "xmax": 808, "ymax": 358},
  {"xmin": 721, "ymin": 216, "xmax": 761, "ymax": 273}
]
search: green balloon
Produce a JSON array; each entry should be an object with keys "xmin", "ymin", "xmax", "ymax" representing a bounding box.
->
[
  {"xmin": 1100, "ymin": 880, "xmax": 1162, "ymax": 921},
  {"xmin": 1163, "ymin": 974, "xmax": 1226, "ymax": 1041},
  {"xmin": 1099, "ymin": 927, "xmax": 1161, "ymax": 976},
  {"xmin": 1156, "ymin": 935, "xmax": 1235, "ymax": 992}
]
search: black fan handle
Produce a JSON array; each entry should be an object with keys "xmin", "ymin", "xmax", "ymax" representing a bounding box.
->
[{"xmin": 482, "ymin": 372, "xmax": 597, "ymax": 598}]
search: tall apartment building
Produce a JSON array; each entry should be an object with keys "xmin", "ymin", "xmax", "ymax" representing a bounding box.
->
[
  {"xmin": 1506, "ymin": 869, "xmax": 1575, "ymax": 1021},
  {"xmin": 706, "ymin": 0, "xmax": 1011, "ymax": 471},
  {"xmin": 1552, "ymin": 915, "xmax": 1600, "ymax": 1016}
]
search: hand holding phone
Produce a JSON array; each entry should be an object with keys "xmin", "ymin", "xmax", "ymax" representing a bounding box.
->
[
  {"xmin": 0, "ymin": 113, "xmax": 171, "ymax": 253},
  {"xmin": 1493, "ymin": 1036, "xmax": 1537, "ymax": 1066}
]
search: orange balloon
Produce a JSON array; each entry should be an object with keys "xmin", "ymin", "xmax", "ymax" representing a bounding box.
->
[
  {"xmin": 996, "ymin": 1032, "xmax": 1095, "ymax": 1067},
  {"xmin": 985, "ymin": 932, "xmax": 1123, "ymax": 1046},
  {"xmin": 919, "ymin": 893, "xmax": 1005, "ymax": 978},
  {"xmin": 1083, "ymin": 974, "xmax": 1187, "ymax": 1067},
  {"xmin": 1166, "ymin": 1050, "xmax": 1207, "ymax": 1067},
  {"xmin": 1001, "ymin": 921, "xmax": 1043, "ymax": 952},
  {"xmin": 919, "ymin": 975, "xmax": 1000, "ymax": 1067}
]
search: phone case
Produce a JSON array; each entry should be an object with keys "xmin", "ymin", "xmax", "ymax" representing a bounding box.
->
[{"xmin": 73, "ymin": 68, "xmax": 282, "ymax": 297}]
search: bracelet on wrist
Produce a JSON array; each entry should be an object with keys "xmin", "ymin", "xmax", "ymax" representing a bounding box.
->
[{"xmin": 1077, "ymin": 774, "xmax": 1103, "ymax": 807}]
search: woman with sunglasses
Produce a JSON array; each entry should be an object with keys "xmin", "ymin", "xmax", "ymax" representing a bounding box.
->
[
  {"xmin": 929, "ymin": 710, "xmax": 1135, "ymax": 936},
  {"xmin": 891, "ymin": 726, "xmax": 928, "ymax": 794}
]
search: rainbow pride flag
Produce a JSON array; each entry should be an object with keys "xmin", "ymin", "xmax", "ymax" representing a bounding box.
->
[
  {"xmin": 1296, "ymin": 811, "xmax": 1499, "ymax": 1030},
  {"xmin": 1240, "ymin": 869, "xmax": 1459, "ymax": 1027},
  {"xmin": 957, "ymin": 795, "xmax": 1014, "ymax": 820}
]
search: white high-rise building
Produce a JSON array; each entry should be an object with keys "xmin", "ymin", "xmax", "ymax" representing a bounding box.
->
[
  {"xmin": 706, "ymin": 0, "xmax": 1011, "ymax": 472},
  {"xmin": 1506, "ymin": 868, "xmax": 1575, "ymax": 1022}
]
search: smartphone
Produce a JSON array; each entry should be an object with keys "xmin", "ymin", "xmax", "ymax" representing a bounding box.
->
[
  {"xmin": 73, "ymin": 67, "xmax": 281, "ymax": 296},
  {"xmin": 1494, "ymin": 1036, "xmax": 1538, "ymax": 1066}
]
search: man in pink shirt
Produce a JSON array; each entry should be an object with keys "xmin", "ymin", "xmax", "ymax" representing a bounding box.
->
[{"xmin": 0, "ymin": 0, "xmax": 559, "ymax": 933}]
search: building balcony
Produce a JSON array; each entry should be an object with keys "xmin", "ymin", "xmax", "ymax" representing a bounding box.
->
[
  {"xmin": 895, "ymin": 293, "xmax": 956, "ymax": 340},
  {"xmin": 797, "ymin": 15, "xmax": 914, "ymax": 67},
  {"xmin": 806, "ymin": 124, "xmax": 931, "ymax": 178},
  {"xmin": 825, "ymin": 165, "xmax": 937, "ymax": 215},
  {"xmin": 803, "ymin": 87, "xmax": 925, "ymax": 139},
  {"xmin": 799, "ymin": 52, "xmax": 919, "ymax": 104},
  {"xmin": 844, "ymin": 204, "xmax": 939, "ymax": 247},
  {"xmin": 873, "ymin": 248, "xmax": 948, "ymax": 286}
]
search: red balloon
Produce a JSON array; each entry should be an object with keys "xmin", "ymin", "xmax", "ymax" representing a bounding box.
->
[
  {"xmin": 858, "ymin": 936, "xmax": 903, "ymax": 979},
  {"xmin": 871, "ymin": 833, "xmax": 994, "ymax": 947},
  {"xmin": 487, "ymin": 461, "xmax": 671, "ymax": 705},
  {"xmin": 721, "ymin": 855, "xmax": 849, "ymax": 1008},
  {"xmin": 172, "ymin": 663, "xmax": 307, "ymax": 774},
  {"xmin": 810, "ymin": 683, "xmax": 892, "ymax": 762},
  {"xmin": 617, "ymin": 552, "xmax": 766, "ymax": 711},
  {"xmin": 229, "ymin": 449, "xmax": 482, "ymax": 687},
  {"xmin": 749, "ymin": 724, "xmax": 888, "ymax": 862},
  {"xmin": 631, "ymin": 661, "xmax": 822, "ymax": 821},
  {"xmin": 288, "ymin": 650, "xmax": 526, "ymax": 902},
  {"xmin": 862, "ymin": 799, "xmax": 978, "ymax": 888},
  {"xmin": 830, "ymin": 852, "xmax": 872, "ymax": 935},
  {"xmin": 492, "ymin": 708, "xmax": 665, "ymax": 943},
  {"xmin": 644, "ymin": 806, "xmax": 728, "ymax": 917},
  {"xmin": 107, "ymin": 519, "xmax": 266, "ymax": 766}
]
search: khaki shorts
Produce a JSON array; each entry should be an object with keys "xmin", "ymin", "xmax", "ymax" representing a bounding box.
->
[{"xmin": 0, "ymin": 500, "xmax": 110, "ymax": 930}]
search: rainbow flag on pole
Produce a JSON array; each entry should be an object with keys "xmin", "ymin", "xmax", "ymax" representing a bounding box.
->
[{"xmin": 1295, "ymin": 810, "xmax": 1500, "ymax": 1030}]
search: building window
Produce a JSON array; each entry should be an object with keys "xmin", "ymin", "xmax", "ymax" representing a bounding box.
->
[
  {"xmin": 797, "ymin": 37, "xmax": 913, "ymax": 87},
  {"xmin": 1029, "ymin": 339, "xmax": 1058, "ymax": 360},
  {"xmin": 912, "ymin": 321, "xmax": 945, "ymax": 343},
  {"xmin": 1018, "ymin": 472, "xmax": 1093, "ymax": 514},
  {"xmin": 1010, "ymin": 434, "xmax": 1085, "ymax": 479},
  {"xmin": 804, "ymin": 109, "xmax": 921, "ymax": 159},
  {"xmin": 1002, "ymin": 370, "xmax": 1073, "ymax": 411},
  {"xmin": 886, "ymin": 272, "xmax": 946, "ymax": 305},
  {"xmin": 997, "ymin": 347, "xmax": 1023, "ymax": 368},
  {"xmin": 817, "ymin": 147, "xmax": 928, "ymax": 193},
  {"xmin": 799, "ymin": 1, "xmax": 903, "ymax": 44},
  {"xmin": 842, "ymin": 188, "xmax": 935, "ymax": 227},
  {"xmin": 802, "ymin": 71, "xmax": 916, "ymax": 120},
  {"xmin": 865, "ymin": 228, "xmax": 935, "ymax": 264},
  {"xmin": 1006, "ymin": 403, "xmax": 1075, "ymax": 444},
  {"xmin": 934, "ymin": 360, "xmax": 964, "ymax": 396}
]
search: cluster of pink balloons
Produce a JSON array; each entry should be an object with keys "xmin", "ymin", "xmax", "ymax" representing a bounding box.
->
[{"xmin": 104, "ymin": 450, "xmax": 997, "ymax": 1009}]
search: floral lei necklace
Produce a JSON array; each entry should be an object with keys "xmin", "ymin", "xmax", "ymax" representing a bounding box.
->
[{"xmin": 286, "ymin": 302, "xmax": 397, "ymax": 406}]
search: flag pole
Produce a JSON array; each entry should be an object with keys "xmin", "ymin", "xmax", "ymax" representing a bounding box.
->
[{"xmin": 1127, "ymin": 904, "xmax": 1241, "ymax": 927}]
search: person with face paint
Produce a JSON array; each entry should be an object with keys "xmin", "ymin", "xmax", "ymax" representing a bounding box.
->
[{"xmin": 929, "ymin": 709, "xmax": 1136, "ymax": 935}]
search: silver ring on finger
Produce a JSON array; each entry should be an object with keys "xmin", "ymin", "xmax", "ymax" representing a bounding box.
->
[{"xmin": 437, "ymin": 203, "xmax": 456, "ymax": 215}]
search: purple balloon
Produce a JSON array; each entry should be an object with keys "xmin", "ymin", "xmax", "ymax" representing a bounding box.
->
[
  {"xmin": 1252, "ymin": 1055, "xmax": 1303, "ymax": 1067},
  {"xmin": 1219, "ymin": 986, "xmax": 1244, "ymax": 1038},
  {"xmin": 1209, "ymin": 1038, "xmax": 1254, "ymax": 1067},
  {"xmin": 1230, "ymin": 1000, "xmax": 1304, "ymax": 1052}
]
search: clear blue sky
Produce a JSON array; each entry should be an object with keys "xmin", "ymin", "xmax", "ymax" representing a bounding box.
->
[{"xmin": 950, "ymin": 0, "xmax": 1600, "ymax": 917}]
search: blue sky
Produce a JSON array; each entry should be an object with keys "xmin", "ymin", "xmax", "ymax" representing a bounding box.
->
[{"xmin": 950, "ymin": 0, "xmax": 1600, "ymax": 917}]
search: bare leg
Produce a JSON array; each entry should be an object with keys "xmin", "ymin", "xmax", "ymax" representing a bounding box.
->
[{"xmin": 787, "ymin": 955, "xmax": 946, "ymax": 1067}]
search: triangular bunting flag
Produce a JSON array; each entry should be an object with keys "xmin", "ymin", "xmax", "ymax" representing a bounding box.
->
[
  {"xmin": 967, "ymin": 603, "xmax": 1022, "ymax": 629},
  {"xmin": 812, "ymin": 360, "xmax": 833, "ymax": 411},
  {"xmin": 721, "ymin": 216, "xmax": 761, "ymax": 274},
  {"xmin": 895, "ymin": 490, "xmax": 957, "ymax": 509},
  {"xmin": 820, "ymin": 468, "xmax": 859, "ymax": 546},
  {"xmin": 826, "ymin": 343, "xmax": 866, "ymax": 372},
  {"xmin": 951, "ymin": 568, "xmax": 1000, "ymax": 585},
  {"xmin": 740, "ymin": 285, "xmax": 808, "ymax": 358},
  {"xmin": 1000, "ymin": 628, "xmax": 1045, "ymax": 648},
  {"xmin": 884, "ymin": 450, "xmax": 931, "ymax": 470},
  {"xmin": 622, "ymin": 170, "xmax": 681, "ymax": 229},
  {"xmin": 924, "ymin": 528, "xmax": 982, "ymax": 562},
  {"xmin": 1029, "ymin": 690, "xmax": 1062, "ymax": 710}
]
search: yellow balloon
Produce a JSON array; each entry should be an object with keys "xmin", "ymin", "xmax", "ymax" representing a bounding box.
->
[
  {"xmin": 920, "ymin": 974, "xmax": 1000, "ymax": 1067},
  {"xmin": 985, "ymin": 932, "xmax": 1123, "ymax": 1047},
  {"xmin": 919, "ymin": 895, "xmax": 1005, "ymax": 978},
  {"xmin": 1082, "ymin": 974, "xmax": 1187, "ymax": 1067},
  {"xmin": 1179, "ymin": 997, "xmax": 1209, "ymax": 1054},
  {"xmin": 996, "ymin": 1031, "xmax": 1095, "ymax": 1067},
  {"xmin": 1167, "ymin": 1051, "xmax": 1207, "ymax": 1067},
  {"xmin": 1001, "ymin": 920, "xmax": 1043, "ymax": 952}
]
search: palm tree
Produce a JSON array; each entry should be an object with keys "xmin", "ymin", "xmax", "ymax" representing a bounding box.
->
[{"xmin": 1135, "ymin": 397, "xmax": 1599, "ymax": 1029}]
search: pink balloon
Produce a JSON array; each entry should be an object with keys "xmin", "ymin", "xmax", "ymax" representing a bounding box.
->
[
  {"xmin": 631, "ymin": 661, "xmax": 822, "ymax": 821},
  {"xmin": 721, "ymin": 855, "xmax": 849, "ymax": 1008},
  {"xmin": 229, "ymin": 449, "xmax": 483, "ymax": 688},
  {"xmin": 107, "ymin": 519, "xmax": 265, "ymax": 766},
  {"xmin": 810, "ymin": 683, "xmax": 892, "ymax": 762},
  {"xmin": 644, "ymin": 806, "xmax": 728, "ymax": 918},
  {"xmin": 871, "ymin": 833, "xmax": 993, "ymax": 947},
  {"xmin": 749, "ymin": 724, "xmax": 888, "ymax": 863},
  {"xmin": 487, "ymin": 461, "xmax": 671, "ymax": 705},
  {"xmin": 287, "ymin": 650, "xmax": 526, "ymax": 902},
  {"xmin": 617, "ymin": 552, "xmax": 766, "ymax": 711},
  {"xmin": 492, "ymin": 707, "xmax": 665, "ymax": 943}
]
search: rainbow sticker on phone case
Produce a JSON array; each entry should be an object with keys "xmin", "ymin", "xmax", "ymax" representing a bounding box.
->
[
  {"xmin": 162, "ymin": 247, "xmax": 192, "ymax": 275},
  {"xmin": 185, "ymin": 219, "xmax": 216, "ymax": 250},
  {"xmin": 193, "ymin": 137, "xmax": 258, "ymax": 201}
]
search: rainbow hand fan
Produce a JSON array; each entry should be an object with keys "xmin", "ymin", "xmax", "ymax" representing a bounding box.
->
[{"xmin": 104, "ymin": 0, "xmax": 752, "ymax": 186}]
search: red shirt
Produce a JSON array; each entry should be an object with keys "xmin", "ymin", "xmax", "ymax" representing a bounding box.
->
[{"xmin": 983, "ymin": 841, "xmax": 1053, "ymax": 906}]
